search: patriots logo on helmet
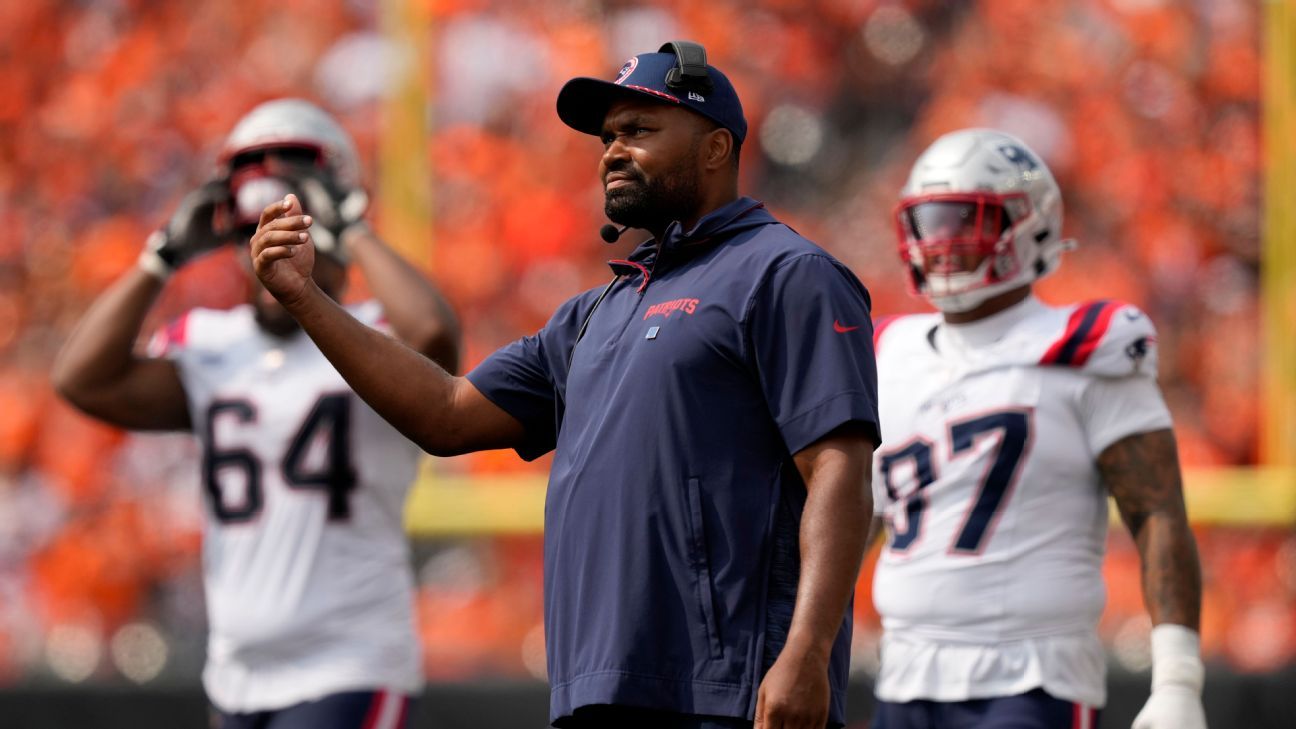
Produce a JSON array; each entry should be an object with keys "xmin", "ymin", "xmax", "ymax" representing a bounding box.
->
[
  {"xmin": 614, "ymin": 57, "xmax": 638, "ymax": 85},
  {"xmin": 996, "ymin": 144, "xmax": 1039, "ymax": 172}
]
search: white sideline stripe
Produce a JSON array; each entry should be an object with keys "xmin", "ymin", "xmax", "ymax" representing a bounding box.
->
[
  {"xmin": 373, "ymin": 691, "xmax": 404, "ymax": 729},
  {"xmin": 1079, "ymin": 703, "xmax": 1092, "ymax": 729}
]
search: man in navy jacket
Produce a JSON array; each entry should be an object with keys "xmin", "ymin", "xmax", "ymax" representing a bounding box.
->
[{"xmin": 248, "ymin": 42, "xmax": 880, "ymax": 729}]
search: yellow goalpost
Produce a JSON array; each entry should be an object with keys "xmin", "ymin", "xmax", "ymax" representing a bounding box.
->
[
  {"xmin": 1262, "ymin": 0, "xmax": 1296, "ymax": 469},
  {"xmin": 378, "ymin": 0, "xmax": 434, "ymax": 267}
]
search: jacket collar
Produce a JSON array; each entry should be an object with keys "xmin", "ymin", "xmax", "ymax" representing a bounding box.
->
[{"xmin": 626, "ymin": 196, "xmax": 773, "ymax": 263}]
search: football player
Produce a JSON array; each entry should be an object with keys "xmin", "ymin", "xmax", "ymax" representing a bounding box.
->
[
  {"xmin": 53, "ymin": 99, "xmax": 460, "ymax": 729},
  {"xmin": 867, "ymin": 129, "xmax": 1206, "ymax": 729}
]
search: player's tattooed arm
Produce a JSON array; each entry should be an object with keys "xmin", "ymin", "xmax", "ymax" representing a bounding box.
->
[{"xmin": 1099, "ymin": 428, "xmax": 1202, "ymax": 629}]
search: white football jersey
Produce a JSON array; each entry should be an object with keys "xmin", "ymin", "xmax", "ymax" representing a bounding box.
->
[
  {"xmin": 152, "ymin": 301, "xmax": 423, "ymax": 712},
  {"xmin": 870, "ymin": 296, "xmax": 1172, "ymax": 708}
]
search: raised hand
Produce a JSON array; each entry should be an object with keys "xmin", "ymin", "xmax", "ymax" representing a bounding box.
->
[
  {"xmin": 138, "ymin": 178, "xmax": 233, "ymax": 278},
  {"xmin": 249, "ymin": 194, "xmax": 315, "ymax": 307}
]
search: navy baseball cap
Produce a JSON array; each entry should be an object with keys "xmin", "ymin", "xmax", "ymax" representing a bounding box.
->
[{"xmin": 557, "ymin": 41, "xmax": 747, "ymax": 144}]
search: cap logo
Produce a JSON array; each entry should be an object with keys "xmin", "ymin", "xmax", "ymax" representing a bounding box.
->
[
  {"xmin": 688, "ymin": 91, "xmax": 706, "ymax": 102},
  {"xmin": 613, "ymin": 57, "xmax": 638, "ymax": 85}
]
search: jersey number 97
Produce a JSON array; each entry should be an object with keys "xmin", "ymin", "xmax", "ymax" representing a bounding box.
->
[{"xmin": 880, "ymin": 409, "xmax": 1031, "ymax": 554}]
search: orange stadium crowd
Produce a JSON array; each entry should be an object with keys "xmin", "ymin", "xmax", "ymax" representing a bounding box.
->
[{"xmin": 1, "ymin": 0, "xmax": 1292, "ymax": 685}]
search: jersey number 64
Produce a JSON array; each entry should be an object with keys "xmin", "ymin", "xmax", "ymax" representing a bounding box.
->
[{"xmin": 201, "ymin": 394, "xmax": 357, "ymax": 524}]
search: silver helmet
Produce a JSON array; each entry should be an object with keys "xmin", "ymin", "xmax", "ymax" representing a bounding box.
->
[
  {"xmin": 220, "ymin": 98, "xmax": 362, "ymax": 189},
  {"xmin": 894, "ymin": 128, "xmax": 1072, "ymax": 313}
]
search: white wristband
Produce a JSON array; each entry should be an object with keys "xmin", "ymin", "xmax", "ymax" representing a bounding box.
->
[
  {"xmin": 137, "ymin": 230, "xmax": 174, "ymax": 281},
  {"xmin": 1149, "ymin": 623, "xmax": 1204, "ymax": 693},
  {"xmin": 137, "ymin": 251, "xmax": 173, "ymax": 281}
]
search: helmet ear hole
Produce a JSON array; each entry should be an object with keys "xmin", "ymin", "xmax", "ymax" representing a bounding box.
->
[{"xmin": 993, "ymin": 253, "xmax": 1016, "ymax": 280}]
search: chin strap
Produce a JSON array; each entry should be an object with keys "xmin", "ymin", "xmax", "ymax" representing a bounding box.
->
[{"xmin": 925, "ymin": 277, "xmax": 1006, "ymax": 313}]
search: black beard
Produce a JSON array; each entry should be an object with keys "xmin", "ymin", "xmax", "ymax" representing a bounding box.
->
[
  {"xmin": 603, "ymin": 156, "xmax": 700, "ymax": 233},
  {"xmin": 253, "ymin": 304, "xmax": 302, "ymax": 338}
]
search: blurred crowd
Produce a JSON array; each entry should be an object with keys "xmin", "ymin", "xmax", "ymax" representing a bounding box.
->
[{"xmin": 1, "ymin": 0, "xmax": 1290, "ymax": 687}]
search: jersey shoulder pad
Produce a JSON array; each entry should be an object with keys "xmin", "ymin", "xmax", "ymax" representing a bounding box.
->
[
  {"xmin": 146, "ymin": 311, "xmax": 193, "ymax": 358},
  {"xmin": 147, "ymin": 306, "xmax": 256, "ymax": 358},
  {"xmin": 873, "ymin": 312, "xmax": 941, "ymax": 359},
  {"xmin": 1038, "ymin": 300, "xmax": 1158, "ymax": 377}
]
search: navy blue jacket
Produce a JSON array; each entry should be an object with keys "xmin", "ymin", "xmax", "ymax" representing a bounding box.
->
[{"xmin": 467, "ymin": 197, "xmax": 879, "ymax": 725}]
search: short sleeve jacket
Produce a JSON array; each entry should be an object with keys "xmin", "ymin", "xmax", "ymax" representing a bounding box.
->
[{"xmin": 468, "ymin": 197, "xmax": 880, "ymax": 725}]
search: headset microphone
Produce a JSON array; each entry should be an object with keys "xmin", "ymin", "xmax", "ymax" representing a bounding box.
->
[{"xmin": 600, "ymin": 224, "xmax": 628, "ymax": 243}]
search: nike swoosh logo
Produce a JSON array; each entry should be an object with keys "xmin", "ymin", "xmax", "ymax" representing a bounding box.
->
[{"xmin": 833, "ymin": 320, "xmax": 860, "ymax": 333}]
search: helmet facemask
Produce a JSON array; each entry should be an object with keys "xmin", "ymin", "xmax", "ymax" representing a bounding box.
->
[
  {"xmin": 228, "ymin": 164, "xmax": 342, "ymax": 262},
  {"xmin": 219, "ymin": 99, "xmax": 362, "ymax": 190},
  {"xmin": 228, "ymin": 143, "xmax": 329, "ymax": 176},
  {"xmin": 895, "ymin": 191, "xmax": 1032, "ymax": 312}
]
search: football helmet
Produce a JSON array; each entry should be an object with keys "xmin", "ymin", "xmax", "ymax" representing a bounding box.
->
[
  {"xmin": 894, "ymin": 128, "xmax": 1073, "ymax": 313},
  {"xmin": 220, "ymin": 98, "xmax": 362, "ymax": 189}
]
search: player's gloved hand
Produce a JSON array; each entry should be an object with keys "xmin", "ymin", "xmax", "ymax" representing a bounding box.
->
[
  {"xmin": 1131, "ymin": 624, "xmax": 1207, "ymax": 729},
  {"xmin": 138, "ymin": 178, "xmax": 233, "ymax": 279},
  {"xmin": 271, "ymin": 165, "xmax": 369, "ymax": 265}
]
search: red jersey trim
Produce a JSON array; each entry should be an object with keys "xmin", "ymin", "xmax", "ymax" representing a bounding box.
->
[{"xmin": 1040, "ymin": 300, "xmax": 1119, "ymax": 367}]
